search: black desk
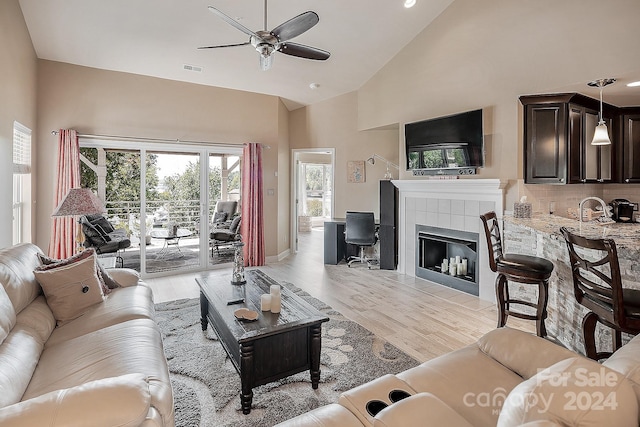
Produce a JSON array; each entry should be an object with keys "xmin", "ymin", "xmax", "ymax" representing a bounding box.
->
[{"xmin": 323, "ymin": 218, "xmax": 380, "ymax": 265}]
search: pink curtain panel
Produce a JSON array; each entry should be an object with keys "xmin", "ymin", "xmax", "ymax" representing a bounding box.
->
[{"xmin": 241, "ymin": 142, "xmax": 265, "ymax": 266}]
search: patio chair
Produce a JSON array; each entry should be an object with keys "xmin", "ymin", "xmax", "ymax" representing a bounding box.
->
[
  {"xmin": 211, "ymin": 201, "xmax": 238, "ymax": 229},
  {"xmin": 210, "ymin": 215, "xmax": 241, "ymax": 256},
  {"xmin": 80, "ymin": 214, "xmax": 131, "ymax": 267}
]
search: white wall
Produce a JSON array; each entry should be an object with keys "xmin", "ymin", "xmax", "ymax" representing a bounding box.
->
[{"xmin": 0, "ymin": 0, "xmax": 38, "ymax": 248}]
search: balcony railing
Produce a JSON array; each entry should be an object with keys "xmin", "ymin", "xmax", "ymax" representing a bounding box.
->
[{"xmin": 103, "ymin": 199, "xmax": 219, "ymax": 237}]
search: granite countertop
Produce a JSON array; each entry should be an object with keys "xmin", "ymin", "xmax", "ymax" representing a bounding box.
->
[{"xmin": 503, "ymin": 213, "xmax": 640, "ymax": 250}]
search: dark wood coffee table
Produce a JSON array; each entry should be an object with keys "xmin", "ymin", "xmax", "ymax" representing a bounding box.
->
[{"xmin": 197, "ymin": 269, "xmax": 329, "ymax": 414}]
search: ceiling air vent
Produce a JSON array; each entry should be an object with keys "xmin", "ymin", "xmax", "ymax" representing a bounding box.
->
[{"xmin": 183, "ymin": 64, "xmax": 203, "ymax": 73}]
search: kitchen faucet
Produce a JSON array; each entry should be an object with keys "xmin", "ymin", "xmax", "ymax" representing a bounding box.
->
[{"xmin": 578, "ymin": 197, "xmax": 613, "ymax": 222}]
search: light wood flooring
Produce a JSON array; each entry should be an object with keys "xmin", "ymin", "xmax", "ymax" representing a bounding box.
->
[{"xmin": 145, "ymin": 227, "xmax": 534, "ymax": 363}]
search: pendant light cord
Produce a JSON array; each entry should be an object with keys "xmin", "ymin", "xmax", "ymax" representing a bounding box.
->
[{"xmin": 599, "ymin": 85, "xmax": 604, "ymax": 123}]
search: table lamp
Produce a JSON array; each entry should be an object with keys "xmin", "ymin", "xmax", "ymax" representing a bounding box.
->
[{"xmin": 52, "ymin": 188, "xmax": 106, "ymax": 253}]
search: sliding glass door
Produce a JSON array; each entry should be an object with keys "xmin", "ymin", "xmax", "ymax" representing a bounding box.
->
[
  {"xmin": 143, "ymin": 151, "xmax": 201, "ymax": 274},
  {"xmin": 80, "ymin": 140, "xmax": 241, "ymax": 277}
]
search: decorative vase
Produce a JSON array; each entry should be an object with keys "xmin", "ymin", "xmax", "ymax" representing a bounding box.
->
[{"xmin": 231, "ymin": 241, "xmax": 246, "ymax": 285}]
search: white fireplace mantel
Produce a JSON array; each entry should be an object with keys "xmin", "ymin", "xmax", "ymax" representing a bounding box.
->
[
  {"xmin": 392, "ymin": 179, "xmax": 507, "ymax": 196},
  {"xmin": 393, "ymin": 178, "xmax": 507, "ymax": 302}
]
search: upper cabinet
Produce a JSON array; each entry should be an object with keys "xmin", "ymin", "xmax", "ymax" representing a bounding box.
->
[
  {"xmin": 521, "ymin": 94, "xmax": 619, "ymax": 184},
  {"xmin": 622, "ymin": 111, "xmax": 640, "ymax": 183}
]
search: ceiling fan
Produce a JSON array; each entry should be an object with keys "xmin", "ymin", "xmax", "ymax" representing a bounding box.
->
[{"xmin": 199, "ymin": 0, "xmax": 330, "ymax": 71}]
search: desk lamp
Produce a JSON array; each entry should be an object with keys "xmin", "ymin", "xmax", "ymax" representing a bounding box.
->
[{"xmin": 366, "ymin": 154, "xmax": 399, "ymax": 180}]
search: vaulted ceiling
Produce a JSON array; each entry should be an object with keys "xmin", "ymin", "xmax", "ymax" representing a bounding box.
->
[{"xmin": 19, "ymin": 0, "xmax": 455, "ymax": 110}]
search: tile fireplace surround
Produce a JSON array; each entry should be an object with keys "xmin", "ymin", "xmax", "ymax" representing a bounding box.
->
[{"xmin": 393, "ymin": 179, "xmax": 507, "ymax": 302}]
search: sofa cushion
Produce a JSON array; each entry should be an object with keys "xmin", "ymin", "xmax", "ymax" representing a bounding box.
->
[
  {"xmin": 45, "ymin": 283, "xmax": 155, "ymax": 347},
  {"xmin": 23, "ymin": 318, "xmax": 174, "ymax": 426},
  {"xmin": 0, "ymin": 374, "xmax": 151, "ymax": 427},
  {"xmin": 497, "ymin": 357, "xmax": 638, "ymax": 427},
  {"xmin": 0, "ymin": 324, "xmax": 45, "ymax": 407},
  {"xmin": 603, "ymin": 333, "xmax": 640, "ymax": 423},
  {"xmin": 15, "ymin": 296, "xmax": 56, "ymax": 345},
  {"xmin": 477, "ymin": 327, "xmax": 579, "ymax": 380},
  {"xmin": 0, "ymin": 285, "xmax": 16, "ymax": 346},
  {"xmin": 396, "ymin": 344, "xmax": 523, "ymax": 427},
  {"xmin": 34, "ymin": 252, "xmax": 105, "ymax": 325},
  {"xmin": 0, "ymin": 243, "xmax": 44, "ymax": 315},
  {"xmin": 273, "ymin": 403, "xmax": 365, "ymax": 427}
]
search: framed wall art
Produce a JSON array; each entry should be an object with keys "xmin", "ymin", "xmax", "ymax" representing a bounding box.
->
[{"xmin": 347, "ymin": 160, "xmax": 365, "ymax": 183}]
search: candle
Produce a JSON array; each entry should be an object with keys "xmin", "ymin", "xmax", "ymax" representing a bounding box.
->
[
  {"xmin": 449, "ymin": 263, "xmax": 457, "ymax": 276},
  {"xmin": 455, "ymin": 256, "xmax": 461, "ymax": 264},
  {"xmin": 461, "ymin": 259, "xmax": 468, "ymax": 276},
  {"xmin": 441, "ymin": 260, "xmax": 447, "ymax": 272},
  {"xmin": 260, "ymin": 294, "xmax": 271, "ymax": 311},
  {"xmin": 270, "ymin": 285, "xmax": 281, "ymax": 296},
  {"xmin": 270, "ymin": 293, "xmax": 281, "ymax": 313}
]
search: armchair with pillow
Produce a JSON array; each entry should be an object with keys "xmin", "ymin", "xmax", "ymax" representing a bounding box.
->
[
  {"xmin": 80, "ymin": 214, "xmax": 131, "ymax": 266},
  {"xmin": 210, "ymin": 215, "xmax": 242, "ymax": 256},
  {"xmin": 211, "ymin": 200, "xmax": 238, "ymax": 229}
]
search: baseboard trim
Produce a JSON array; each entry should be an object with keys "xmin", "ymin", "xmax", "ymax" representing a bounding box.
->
[{"xmin": 266, "ymin": 249, "xmax": 291, "ymax": 263}]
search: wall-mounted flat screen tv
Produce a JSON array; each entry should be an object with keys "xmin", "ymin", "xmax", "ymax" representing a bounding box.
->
[{"xmin": 405, "ymin": 109, "xmax": 484, "ymax": 171}]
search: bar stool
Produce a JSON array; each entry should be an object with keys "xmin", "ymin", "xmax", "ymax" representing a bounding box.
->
[
  {"xmin": 560, "ymin": 227, "xmax": 640, "ymax": 360},
  {"xmin": 480, "ymin": 211, "xmax": 553, "ymax": 337}
]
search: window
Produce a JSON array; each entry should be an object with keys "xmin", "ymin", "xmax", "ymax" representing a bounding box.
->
[
  {"xmin": 301, "ymin": 163, "xmax": 332, "ymax": 218},
  {"xmin": 13, "ymin": 122, "xmax": 32, "ymax": 244}
]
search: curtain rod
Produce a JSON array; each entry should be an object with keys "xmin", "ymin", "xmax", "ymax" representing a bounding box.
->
[{"xmin": 50, "ymin": 130, "xmax": 270, "ymax": 148}]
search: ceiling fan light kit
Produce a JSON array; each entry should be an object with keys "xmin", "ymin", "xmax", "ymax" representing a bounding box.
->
[{"xmin": 201, "ymin": 1, "xmax": 330, "ymax": 71}]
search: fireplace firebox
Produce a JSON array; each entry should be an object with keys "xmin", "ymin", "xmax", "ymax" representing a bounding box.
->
[{"xmin": 415, "ymin": 225, "xmax": 479, "ymax": 296}]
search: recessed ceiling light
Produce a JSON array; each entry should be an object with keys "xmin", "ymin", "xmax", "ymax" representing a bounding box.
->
[
  {"xmin": 627, "ymin": 81, "xmax": 640, "ymax": 87},
  {"xmin": 309, "ymin": 83, "xmax": 320, "ymax": 90},
  {"xmin": 404, "ymin": 0, "xmax": 416, "ymax": 8}
]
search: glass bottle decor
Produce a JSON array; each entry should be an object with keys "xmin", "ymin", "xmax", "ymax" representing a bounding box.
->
[{"xmin": 231, "ymin": 241, "xmax": 246, "ymax": 285}]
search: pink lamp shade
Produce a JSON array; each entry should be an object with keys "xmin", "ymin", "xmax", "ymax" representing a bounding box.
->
[{"xmin": 52, "ymin": 188, "xmax": 105, "ymax": 217}]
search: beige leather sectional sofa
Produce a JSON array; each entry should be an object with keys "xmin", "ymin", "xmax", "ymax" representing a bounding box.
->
[
  {"xmin": 278, "ymin": 327, "xmax": 640, "ymax": 427},
  {"xmin": 0, "ymin": 243, "xmax": 173, "ymax": 426}
]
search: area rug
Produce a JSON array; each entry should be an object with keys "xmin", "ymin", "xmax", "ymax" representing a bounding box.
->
[
  {"xmin": 155, "ymin": 283, "xmax": 419, "ymax": 427},
  {"xmin": 120, "ymin": 244, "xmax": 234, "ymax": 273}
]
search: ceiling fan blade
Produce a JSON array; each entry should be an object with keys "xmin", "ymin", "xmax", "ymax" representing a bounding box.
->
[
  {"xmin": 198, "ymin": 42, "xmax": 251, "ymax": 49},
  {"xmin": 208, "ymin": 6, "xmax": 260, "ymax": 39},
  {"xmin": 278, "ymin": 42, "xmax": 330, "ymax": 61},
  {"xmin": 271, "ymin": 11, "xmax": 319, "ymax": 42}
]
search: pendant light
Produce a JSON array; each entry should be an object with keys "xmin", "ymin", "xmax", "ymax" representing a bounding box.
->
[{"xmin": 587, "ymin": 78, "xmax": 616, "ymax": 145}]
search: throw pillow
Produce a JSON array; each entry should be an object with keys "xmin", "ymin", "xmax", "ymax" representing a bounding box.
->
[
  {"xmin": 37, "ymin": 249, "xmax": 118, "ymax": 294},
  {"xmin": 87, "ymin": 215, "xmax": 115, "ymax": 234},
  {"xmin": 80, "ymin": 221, "xmax": 108, "ymax": 243},
  {"xmin": 229, "ymin": 215, "xmax": 242, "ymax": 233},
  {"xmin": 213, "ymin": 212, "xmax": 227, "ymax": 223},
  {"xmin": 34, "ymin": 252, "xmax": 105, "ymax": 325}
]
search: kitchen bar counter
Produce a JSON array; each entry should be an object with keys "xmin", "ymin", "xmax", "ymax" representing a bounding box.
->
[
  {"xmin": 503, "ymin": 213, "xmax": 640, "ymax": 250},
  {"xmin": 501, "ymin": 213, "xmax": 640, "ymax": 354}
]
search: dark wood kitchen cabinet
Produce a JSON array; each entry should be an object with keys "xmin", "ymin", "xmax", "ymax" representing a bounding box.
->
[
  {"xmin": 622, "ymin": 112, "xmax": 640, "ymax": 183},
  {"xmin": 521, "ymin": 94, "xmax": 617, "ymax": 184}
]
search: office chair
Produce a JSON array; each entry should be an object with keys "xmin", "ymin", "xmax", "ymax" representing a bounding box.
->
[{"xmin": 345, "ymin": 211, "xmax": 378, "ymax": 269}]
